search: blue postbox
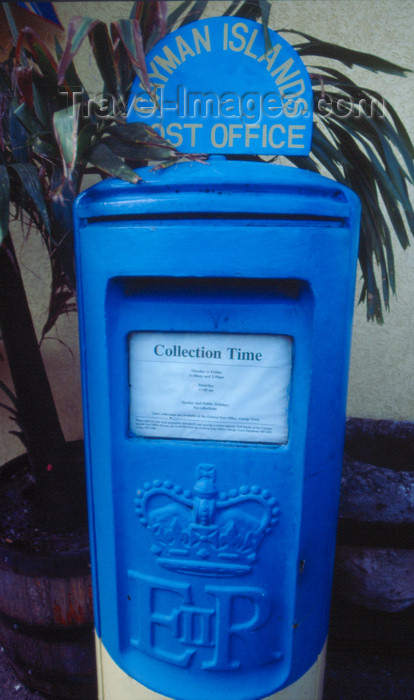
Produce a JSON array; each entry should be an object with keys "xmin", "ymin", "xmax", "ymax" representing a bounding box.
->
[{"xmin": 74, "ymin": 158, "xmax": 360, "ymax": 699}]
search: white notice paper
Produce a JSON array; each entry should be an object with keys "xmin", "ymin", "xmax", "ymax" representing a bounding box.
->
[{"xmin": 129, "ymin": 332, "xmax": 292, "ymax": 444}]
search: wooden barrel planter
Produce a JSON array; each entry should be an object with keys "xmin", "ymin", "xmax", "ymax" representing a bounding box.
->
[
  {"xmin": 334, "ymin": 418, "xmax": 414, "ymax": 612},
  {"xmin": 330, "ymin": 418, "xmax": 414, "ymax": 656},
  {"xmin": 0, "ymin": 445, "xmax": 97, "ymax": 699}
]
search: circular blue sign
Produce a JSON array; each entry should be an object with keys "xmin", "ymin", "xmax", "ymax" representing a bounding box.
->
[{"xmin": 127, "ymin": 17, "xmax": 313, "ymax": 156}]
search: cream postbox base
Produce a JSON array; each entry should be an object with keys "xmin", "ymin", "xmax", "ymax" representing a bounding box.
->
[{"xmin": 96, "ymin": 635, "xmax": 326, "ymax": 700}]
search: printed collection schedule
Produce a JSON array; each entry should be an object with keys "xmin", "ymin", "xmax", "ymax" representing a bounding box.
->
[{"xmin": 129, "ymin": 332, "xmax": 292, "ymax": 444}]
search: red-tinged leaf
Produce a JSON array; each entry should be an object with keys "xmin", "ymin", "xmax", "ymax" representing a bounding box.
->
[
  {"xmin": 54, "ymin": 36, "xmax": 87, "ymax": 101},
  {"xmin": 57, "ymin": 16, "xmax": 101, "ymax": 85},
  {"xmin": 0, "ymin": 165, "xmax": 10, "ymax": 245},
  {"xmin": 106, "ymin": 122, "xmax": 173, "ymax": 147},
  {"xmin": 150, "ymin": 154, "xmax": 207, "ymax": 171},
  {"xmin": 16, "ymin": 27, "xmax": 59, "ymax": 88},
  {"xmin": 157, "ymin": 2, "xmax": 168, "ymax": 36},
  {"xmin": 89, "ymin": 23, "xmax": 118, "ymax": 98},
  {"xmin": 53, "ymin": 105, "xmax": 80, "ymax": 180},
  {"xmin": 101, "ymin": 135, "xmax": 177, "ymax": 161},
  {"xmin": 14, "ymin": 66, "xmax": 34, "ymax": 109},
  {"xmin": 111, "ymin": 19, "xmax": 150, "ymax": 92},
  {"xmin": 139, "ymin": 1, "xmax": 168, "ymax": 51}
]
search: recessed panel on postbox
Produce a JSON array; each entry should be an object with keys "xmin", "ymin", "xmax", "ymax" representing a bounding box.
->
[{"xmin": 103, "ymin": 273, "xmax": 313, "ymax": 699}]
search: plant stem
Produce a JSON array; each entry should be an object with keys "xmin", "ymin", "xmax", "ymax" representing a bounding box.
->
[{"xmin": 0, "ymin": 231, "xmax": 70, "ymax": 528}]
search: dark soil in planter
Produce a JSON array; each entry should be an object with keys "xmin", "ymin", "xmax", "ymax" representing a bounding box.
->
[
  {"xmin": 0, "ymin": 441, "xmax": 89, "ymax": 554},
  {"xmin": 344, "ymin": 419, "xmax": 414, "ymax": 472}
]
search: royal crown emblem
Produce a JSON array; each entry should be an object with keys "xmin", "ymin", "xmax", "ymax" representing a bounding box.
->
[{"xmin": 134, "ymin": 464, "xmax": 279, "ymax": 576}]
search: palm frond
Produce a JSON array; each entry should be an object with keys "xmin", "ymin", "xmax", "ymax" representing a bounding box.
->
[{"xmin": 277, "ymin": 29, "xmax": 414, "ymax": 320}]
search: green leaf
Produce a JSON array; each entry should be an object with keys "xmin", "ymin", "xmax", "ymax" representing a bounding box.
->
[
  {"xmin": 9, "ymin": 97, "xmax": 29, "ymax": 163},
  {"xmin": 77, "ymin": 123, "xmax": 97, "ymax": 163},
  {"xmin": 234, "ymin": 0, "xmax": 262, "ymax": 20},
  {"xmin": 312, "ymin": 123, "xmax": 350, "ymax": 167},
  {"xmin": 4, "ymin": 4, "xmax": 19, "ymax": 46},
  {"xmin": 0, "ymin": 165, "xmax": 10, "ymax": 244},
  {"xmin": 325, "ymin": 115, "xmax": 407, "ymax": 210},
  {"xmin": 32, "ymin": 81, "xmax": 52, "ymax": 130},
  {"xmin": 167, "ymin": 2, "xmax": 196, "ymax": 30},
  {"xmin": 350, "ymin": 173, "xmax": 390, "ymax": 317},
  {"xmin": 285, "ymin": 155, "xmax": 320, "ymax": 174},
  {"xmin": 32, "ymin": 137, "xmax": 60, "ymax": 162},
  {"xmin": 53, "ymin": 105, "xmax": 80, "ymax": 178},
  {"xmin": 87, "ymin": 142, "xmax": 142, "ymax": 183},
  {"xmin": 101, "ymin": 136, "xmax": 176, "ymax": 162},
  {"xmin": 258, "ymin": 0, "xmax": 272, "ymax": 54},
  {"xmin": 167, "ymin": 0, "xmax": 210, "ymax": 31},
  {"xmin": 321, "ymin": 107, "xmax": 414, "ymax": 233},
  {"xmin": 381, "ymin": 219, "xmax": 396, "ymax": 296},
  {"xmin": 50, "ymin": 172, "xmax": 77, "ymax": 288},
  {"xmin": 381, "ymin": 189, "xmax": 411, "ymax": 253},
  {"xmin": 0, "ymin": 402, "xmax": 18, "ymax": 418},
  {"xmin": 14, "ymin": 103, "xmax": 46, "ymax": 138},
  {"xmin": 287, "ymin": 30, "xmax": 411, "ymax": 75},
  {"xmin": 374, "ymin": 115, "xmax": 414, "ymax": 184},
  {"xmin": 365, "ymin": 88, "xmax": 414, "ymax": 159},
  {"xmin": 378, "ymin": 133, "xmax": 414, "ymax": 215},
  {"xmin": 311, "ymin": 65, "xmax": 361, "ymax": 91},
  {"xmin": 223, "ymin": 1, "xmax": 245, "ymax": 16},
  {"xmin": 10, "ymin": 163, "xmax": 50, "ymax": 234},
  {"xmin": 90, "ymin": 23, "xmax": 118, "ymax": 98},
  {"xmin": 310, "ymin": 125, "xmax": 347, "ymax": 183},
  {"xmin": 0, "ymin": 380, "xmax": 18, "ymax": 408},
  {"xmin": 177, "ymin": 0, "xmax": 209, "ymax": 27},
  {"xmin": 321, "ymin": 122, "xmax": 393, "ymax": 320}
]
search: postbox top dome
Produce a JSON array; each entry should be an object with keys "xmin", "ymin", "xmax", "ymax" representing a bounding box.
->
[{"xmin": 75, "ymin": 158, "xmax": 359, "ymax": 222}]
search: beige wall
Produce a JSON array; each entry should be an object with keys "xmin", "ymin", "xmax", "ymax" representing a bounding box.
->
[{"xmin": 1, "ymin": 0, "xmax": 413, "ymax": 464}]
